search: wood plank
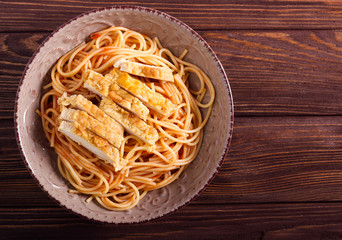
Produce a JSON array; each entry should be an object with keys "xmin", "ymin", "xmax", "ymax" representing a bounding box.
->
[
  {"xmin": 3, "ymin": 1, "xmax": 342, "ymax": 31},
  {"xmin": 0, "ymin": 32, "xmax": 43, "ymax": 118},
  {"xmin": 4, "ymin": 116, "xmax": 342, "ymax": 207},
  {"xmin": 208, "ymin": 116, "xmax": 342, "ymax": 203},
  {"xmin": 3, "ymin": 30, "xmax": 342, "ymax": 117},
  {"xmin": 2, "ymin": 202, "xmax": 342, "ymax": 239},
  {"xmin": 202, "ymin": 30, "xmax": 342, "ymax": 116}
]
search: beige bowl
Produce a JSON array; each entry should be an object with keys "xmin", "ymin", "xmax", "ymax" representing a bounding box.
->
[{"xmin": 15, "ymin": 6, "xmax": 234, "ymax": 223}]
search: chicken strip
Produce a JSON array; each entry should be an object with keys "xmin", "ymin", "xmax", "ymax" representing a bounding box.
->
[
  {"xmin": 58, "ymin": 121, "xmax": 127, "ymax": 171},
  {"xmin": 106, "ymin": 68, "xmax": 175, "ymax": 116},
  {"xmin": 100, "ymin": 98, "xmax": 159, "ymax": 145},
  {"xmin": 83, "ymin": 70, "xmax": 111, "ymax": 97},
  {"xmin": 59, "ymin": 108, "xmax": 123, "ymax": 149},
  {"xmin": 114, "ymin": 59, "xmax": 174, "ymax": 82},
  {"xmin": 83, "ymin": 70, "xmax": 149, "ymax": 120},
  {"xmin": 58, "ymin": 93, "xmax": 124, "ymax": 136}
]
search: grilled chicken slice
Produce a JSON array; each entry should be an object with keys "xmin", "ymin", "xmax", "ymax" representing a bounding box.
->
[
  {"xmin": 107, "ymin": 83, "xmax": 149, "ymax": 121},
  {"xmin": 59, "ymin": 108, "xmax": 123, "ymax": 149},
  {"xmin": 107, "ymin": 69, "xmax": 175, "ymax": 116},
  {"xmin": 100, "ymin": 98, "xmax": 159, "ymax": 145},
  {"xmin": 114, "ymin": 59, "xmax": 174, "ymax": 82},
  {"xmin": 83, "ymin": 70, "xmax": 149, "ymax": 120},
  {"xmin": 58, "ymin": 121, "xmax": 127, "ymax": 171},
  {"xmin": 83, "ymin": 70, "xmax": 111, "ymax": 97},
  {"xmin": 58, "ymin": 93, "xmax": 124, "ymax": 136}
]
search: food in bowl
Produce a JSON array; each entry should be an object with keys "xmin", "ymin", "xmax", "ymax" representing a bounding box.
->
[{"xmin": 37, "ymin": 26, "xmax": 215, "ymax": 211}]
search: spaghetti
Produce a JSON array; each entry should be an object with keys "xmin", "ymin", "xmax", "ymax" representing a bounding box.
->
[{"xmin": 37, "ymin": 26, "xmax": 215, "ymax": 211}]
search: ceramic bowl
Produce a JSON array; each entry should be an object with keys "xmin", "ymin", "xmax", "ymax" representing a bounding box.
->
[{"xmin": 15, "ymin": 6, "xmax": 234, "ymax": 223}]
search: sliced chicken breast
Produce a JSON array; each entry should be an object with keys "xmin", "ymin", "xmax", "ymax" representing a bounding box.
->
[
  {"xmin": 59, "ymin": 108, "xmax": 123, "ymax": 149},
  {"xmin": 83, "ymin": 70, "xmax": 149, "ymax": 120},
  {"xmin": 107, "ymin": 83, "xmax": 149, "ymax": 121},
  {"xmin": 58, "ymin": 121, "xmax": 127, "ymax": 171},
  {"xmin": 83, "ymin": 70, "xmax": 111, "ymax": 97},
  {"xmin": 99, "ymin": 98, "xmax": 159, "ymax": 145},
  {"xmin": 114, "ymin": 59, "xmax": 174, "ymax": 82},
  {"xmin": 58, "ymin": 93, "xmax": 124, "ymax": 136},
  {"xmin": 107, "ymin": 69, "xmax": 175, "ymax": 116}
]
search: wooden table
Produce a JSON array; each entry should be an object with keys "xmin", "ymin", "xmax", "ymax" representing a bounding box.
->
[{"xmin": 2, "ymin": 1, "xmax": 342, "ymax": 239}]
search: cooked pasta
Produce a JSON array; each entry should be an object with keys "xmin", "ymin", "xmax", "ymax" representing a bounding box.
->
[{"xmin": 37, "ymin": 26, "xmax": 215, "ymax": 211}]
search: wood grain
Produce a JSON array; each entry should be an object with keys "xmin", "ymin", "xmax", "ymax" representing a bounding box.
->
[
  {"xmin": 219, "ymin": 116, "xmax": 342, "ymax": 203},
  {"xmin": 204, "ymin": 30, "xmax": 342, "ymax": 116},
  {"xmin": 2, "ymin": 31, "xmax": 342, "ymax": 117},
  {"xmin": 2, "ymin": 202, "xmax": 342, "ymax": 239},
  {"xmin": 3, "ymin": 1, "xmax": 342, "ymax": 238},
  {"xmin": 3, "ymin": 0, "xmax": 342, "ymax": 31},
  {"xmin": 3, "ymin": 116, "xmax": 342, "ymax": 207}
]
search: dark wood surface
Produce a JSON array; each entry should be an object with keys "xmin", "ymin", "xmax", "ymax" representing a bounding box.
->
[{"xmin": 2, "ymin": 1, "xmax": 342, "ymax": 239}]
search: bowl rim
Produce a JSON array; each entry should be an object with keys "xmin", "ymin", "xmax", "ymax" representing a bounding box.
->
[{"xmin": 14, "ymin": 5, "xmax": 234, "ymax": 224}]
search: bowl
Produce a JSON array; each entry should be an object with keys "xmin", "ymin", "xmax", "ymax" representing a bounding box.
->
[{"xmin": 14, "ymin": 6, "xmax": 234, "ymax": 223}]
